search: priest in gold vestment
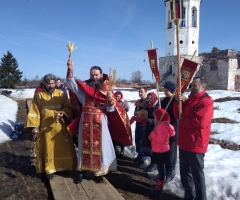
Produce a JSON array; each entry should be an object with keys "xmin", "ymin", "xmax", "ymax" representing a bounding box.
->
[{"xmin": 25, "ymin": 73, "xmax": 77, "ymax": 180}]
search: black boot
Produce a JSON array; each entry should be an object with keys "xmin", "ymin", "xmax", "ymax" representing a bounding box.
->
[
  {"xmin": 46, "ymin": 173, "xmax": 53, "ymax": 180},
  {"xmin": 165, "ymin": 170, "xmax": 175, "ymax": 183},
  {"xmin": 145, "ymin": 163, "xmax": 157, "ymax": 172},
  {"xmin": 61, "ymin": 170, "xmax": 69, "ymax": 177},
  {"xmin": 94, "ymin": 176, "xmax": 103, "ymax": 183},
  {"xmin": 75, "ymin": 171, "xmax": 86, "ymax": 184},
  {"xmin": 133, "ymin": 157, "xmax": 144, "ymax": 165},
  {"xmin": 133, "ymin": 156, "xmax": 142, "ymax": 163},
  {"xmin": 119, "ymin": 145, "xmax": 125, "ymax": 158}
]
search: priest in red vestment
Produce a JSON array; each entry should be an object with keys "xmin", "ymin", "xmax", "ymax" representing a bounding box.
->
[{"xmin": 66, "ymin": 59, "xmax": 132, "ymax": 183}]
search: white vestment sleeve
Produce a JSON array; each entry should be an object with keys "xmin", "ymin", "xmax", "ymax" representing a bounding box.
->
[
  {"xmin": 66, "ymin": 78, "xmax": 86, "ymax": 105},
  {"xmin": 105, "ymin": 102, "xmax": 115, "ymax": 112}
]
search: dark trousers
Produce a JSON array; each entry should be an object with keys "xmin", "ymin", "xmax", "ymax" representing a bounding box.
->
[
  {"xmin": 135, "ymin": 123, "xmax": 145, "ymax": 158},
  {"xmin": 166, "ymin": 140, "xmax": 177, "ymax": 173},
  {"xmin": 179, "ymin": 149, "xmax": 206, "ymax": 200},
  {"xmin": 156, "ymin": 163, "xmax": 166, "ymax": 181},
  {"xmin": 143, "ymin": 147, "xmax": 152, "ymax": 157}
]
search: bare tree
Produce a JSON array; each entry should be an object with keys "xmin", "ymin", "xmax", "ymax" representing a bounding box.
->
[
  {"xmin": 116, "ymin": 78, "xmax": 129, "ymax": 84},
  {"xmin": 131, "ymin": 70, "xmax": 142, "ymax": 84}
]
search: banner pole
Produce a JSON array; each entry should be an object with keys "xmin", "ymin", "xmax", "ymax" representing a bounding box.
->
[
  {"xmin": 174, "ymin": 19, "xmax": 182, "ymax": 118},
  {"xmin": 191, "ymin": 50, "xmax": 197, "ymax": 60},
  {"xmin": 156, "ymin": 82, "xmax": 161, "ymax": 108},
  {"xmin": 150, "ymin": 41, "xmax": 161, "ymax": 107}
]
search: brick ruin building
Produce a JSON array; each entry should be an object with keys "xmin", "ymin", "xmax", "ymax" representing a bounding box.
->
[
  {"xmin": 159, "ymin": 50, "xmax": 240, "ymax": 91},
  {"xmin": 197, "ymin": 50, "xmax": 240, "ymax": 91}
]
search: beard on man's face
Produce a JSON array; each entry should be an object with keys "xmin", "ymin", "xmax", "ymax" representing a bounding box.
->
[
  {"xmin": 87, "ymin": 78, "xmax": 104, "ymax": 90},
  {"xmin": 43, "ymin": 84, "xmax": 55, "ymax": 94},
  {"xmin": 48, "ymin": 88, "xmax": 55, "ymax": 94}
]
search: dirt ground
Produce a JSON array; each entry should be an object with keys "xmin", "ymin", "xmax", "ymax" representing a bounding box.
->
[
  {"xmin": 0, "ymin": 100, "xmax": 182, "ymax": 200},
  {"xmin": 0, "ymin": 98, "xmax": 239, "ymax": 200},
  {"xmin": 0, "ymin": 100, "xmax": 54, "ymax": 200}
]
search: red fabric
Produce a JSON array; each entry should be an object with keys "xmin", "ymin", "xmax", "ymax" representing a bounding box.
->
[
  {"xmin": 34, "ymin": 85, "xmax": 43, "ymax": 94},
  {"xmin": 67, "ymin": 75, "xmax": 132, "ymax": 146},
  {"xmin": 147, "ymin": 92, "xmax": 158, "ymax": 108},
  {"xmin": 67, "ymin": 115, "xmax": 81, "ymax": 135},
  {"xmin": 130, "ymin": 116, "xmax": 147, "ymax": 125},
  {"xmin": 175, "ymin": 1, "xmax": 179, "ymax": 18},
  {"xmin": 108, "ymin": 108, "xmax": 132, "ymax": 145},
  {"xmin": 147, "ymin": 49, "xmax": 160, "ymax": 83},
  {"xmin": 178, "ymin": 58, "xmax": 198, "ymax": 94},
  {"xmin": 173, "ymin": 91, "xmax": 214, "ymax": 153},
  {"xmin": 154, "ymin": 108, "xmax": 170, "ymax": 122}
]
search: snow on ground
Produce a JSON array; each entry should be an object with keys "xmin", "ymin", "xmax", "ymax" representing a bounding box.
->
[{"xmin": 0, "ymin": 88, "xmax": 240, "ymax": 199}]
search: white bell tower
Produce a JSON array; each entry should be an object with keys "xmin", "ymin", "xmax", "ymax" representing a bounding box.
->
[{"xmin": 165, "ymin": 0, "xmax": 202, "ymax": 56}]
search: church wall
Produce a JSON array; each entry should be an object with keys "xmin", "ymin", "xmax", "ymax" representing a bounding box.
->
[
  {"xmin": 159, "ymin": 56, "xmax": 178, "ymax": 85},
  {"xmin": 159, "ymin": 53, "xmax": 240, "ymax": 91},
  {"xmin": 159, "ymin": 55, "xmax": 202, "ymax": 87},
  {"xmin": 228, "ymin": 59, "xmax": 238, "ymax": 90},
  {"xmin": 195, "ymin": 58, "xmax": 228, "ymax": 89},
  {"xmin": 197, "ymin": 50, "xmax": 240, "ymax": 90}
]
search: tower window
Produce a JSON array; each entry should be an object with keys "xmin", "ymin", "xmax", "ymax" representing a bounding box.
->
[
  {"xmin": 192, "ymin": 7, "xmax": 197, "ymax": 27},
  {"xmin": 167, "ymin": 11, "xmax": 172, "ymax": 29},
  {"xmin": 180, "ymin": 40, "xmax": 183, "ymax": 44},
  {"xmin": 192, "ymin": 41, "xmax": 195, "ymax": 44},
  {"xmin": 169, "ymin": 42, "xmax": 171, "ymax": 45},
  {"xmin": 180, "ymin": 7, "xmax": 186, "ymax": 27},
  {"xmin": 168, "ymin": 65, "xmax": 172, "ymax": 74}
]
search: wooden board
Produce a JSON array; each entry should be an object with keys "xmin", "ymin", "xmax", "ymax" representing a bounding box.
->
[
  {"xmin": 26, "ymin": 99, "xmax": 33, "ymax": 110},
  {"xmin": 50, "ymin": 171, "xmax": 124, "ymax": 200}
]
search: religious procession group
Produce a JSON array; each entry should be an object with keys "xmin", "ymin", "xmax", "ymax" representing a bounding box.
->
[{"xmin": 25, "ymin": 58, "xmax": 214, "ymax": 200}]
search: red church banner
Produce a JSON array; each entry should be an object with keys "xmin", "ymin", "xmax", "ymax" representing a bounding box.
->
[
  {"xmin": 169, "ymin": 0, "xmax": 183, "ymax": 21},
  {"xmin": 147, "ymin": 49, "xmax": 160, "ymax": 83},
  {"xmin": 178, "ymin": 58, "xmax": 198, "ymax": 94},
  {"xmin": 175, "ymin": 0, "xmax": 180, "ymax": 19}
]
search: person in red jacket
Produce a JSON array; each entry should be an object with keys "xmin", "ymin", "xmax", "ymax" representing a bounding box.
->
[
  {"xmin": 148, "ymin": 108, "xmax": 175, "ymax": 195},
  {"xmin": 173, "ymin": 77, "xmax": 214, "ymax": 200}
]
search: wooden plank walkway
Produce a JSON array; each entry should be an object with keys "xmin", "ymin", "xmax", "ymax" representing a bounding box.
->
[
  {"xmin": 10, "ymin": 97, "xmax": 33, "ymax": 110},
  {"xmin": 26, "ymin": 98, "xmax": 33, "ymax": 110},
  {"xmin": 50, "ymin": 171, "xmax": 124, "ymax": 200},
  {"xmin": 15, "ymin": 97, "xmax": 124, "ymax": 199}
]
